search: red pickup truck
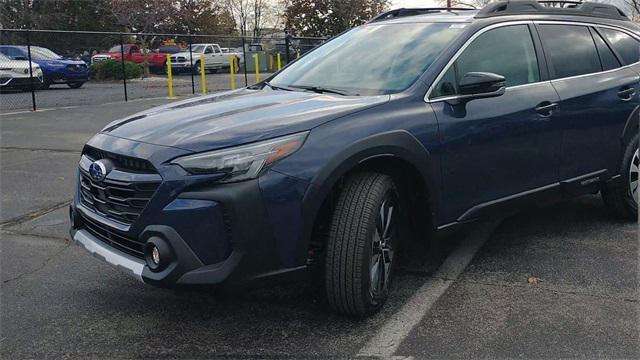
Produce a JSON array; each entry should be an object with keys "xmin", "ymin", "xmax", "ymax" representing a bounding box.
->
[{"xmin": 91, "ymin": 44, "xmax": 171, "ymax": 73}]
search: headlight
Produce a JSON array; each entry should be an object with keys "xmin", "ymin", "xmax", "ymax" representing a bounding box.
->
[{"xmin": 171, "ymin": 132, "xmax": 308, "ymax": 182}]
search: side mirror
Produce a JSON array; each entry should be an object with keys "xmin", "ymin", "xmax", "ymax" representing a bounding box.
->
[{"xmin": 448, "ymin": 72, "xmax": 506, "ymax": 104}]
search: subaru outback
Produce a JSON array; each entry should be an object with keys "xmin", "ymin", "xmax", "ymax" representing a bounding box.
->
[{"xmin": 70, "ymin": 1, "xmax": 639, "ymax": 316}]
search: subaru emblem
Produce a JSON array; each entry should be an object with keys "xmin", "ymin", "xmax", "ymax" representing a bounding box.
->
[{"xmin": 89, "ymin": 160, "xmax": 111, "ymax": 182}]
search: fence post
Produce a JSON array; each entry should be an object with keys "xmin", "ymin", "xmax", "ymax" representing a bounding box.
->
[
  {"xmin": 167, "ymin": 54, "xmax": 174, "ymax": 98},
  {"xmin": 119, "ymin": 34, "xmax": 128, "ymax": 102},
  {"xmin": 241, "ymin": 36, "xmax": 248, "ymax": 87},
  {"xmin": 229, "ymin": 55, "xmax": 236, "ymax": 90},
  {"xmin": 188, "ymin": 35, "xmax": 195, "ymax": 95},
  {"xmin": 254, "ymin": 53, "xmax": 260, "ymax": 83},
  {"xmin": 25, "ymin": 30, "xmax": 36, "ymax": 111},
  {"xmin": 285, "ymin": 33, "xmax": 291, "ymax": 64},
  {"xmin": 200, "ymin": 54, "xmax": 206, "ymax": 94}
]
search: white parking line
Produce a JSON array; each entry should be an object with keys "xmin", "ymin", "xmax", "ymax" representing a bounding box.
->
[{"xmin": 357, "ymin": 221, "xmax": 500, "ymax": 358}]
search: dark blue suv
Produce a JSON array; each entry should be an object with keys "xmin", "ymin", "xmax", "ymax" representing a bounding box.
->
[
  {"xmin": 0, "ymin": 45, "xmax": 89, "ymax": 89},
  {"xmin": 69, "ymin": 1, "xmax": 639, "ymax": 316}
]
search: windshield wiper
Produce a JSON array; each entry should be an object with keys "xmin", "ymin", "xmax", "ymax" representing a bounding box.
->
[
  {"xmin": 262, "ymin": 81, "xmax": 295, "ymax": 91},
  {"xmin": 288, "ymin": 85, "xmax": 353, "ymax": 96}
]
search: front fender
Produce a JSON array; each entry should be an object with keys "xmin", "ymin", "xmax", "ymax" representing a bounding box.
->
[{"xmin": 297, "ymin": 130, "xmax": 438, "ymax": 263}]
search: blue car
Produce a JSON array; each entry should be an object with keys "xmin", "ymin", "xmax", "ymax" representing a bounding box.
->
[
  {"xmin": 0, "ymin": 45, "xmax": 89, "ymax": 89},
  {"xmin": 69, "ymin": 1, "xmax": 639, "ymax": 316}
]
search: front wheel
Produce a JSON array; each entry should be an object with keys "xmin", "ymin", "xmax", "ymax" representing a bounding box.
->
[
  {"xmin": 67, "ymin": 81, "xmax": 84, "ymax": 89},
  {"xmin": 325, "ymin": 172, "xmax": 400, "ymax": 316},
  {"xmin": 602, "ymin": 133, "xmax": 638, "ymax": 220}
]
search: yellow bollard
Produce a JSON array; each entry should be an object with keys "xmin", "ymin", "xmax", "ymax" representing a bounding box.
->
[
  {"xmin": 296, "ymin": 50, "xmax": 300, "ymax": 59},
  {"xmin": 254, "ymin": 53, "xmax": 260, "ymax": 83},
  {"xmin": 277, "ymin": 53, "xmax": 281, "ymax": 71},
  {"xmin": 200, "ymin": 53, "xmax": 206, "ymax": 94},
  {"xmin": 229, "ymin": 55, "xmax": 235, "ymax": 90},
  {"xmin": 166, "ymin": 54, "xmax": 174, "ymax": 98}
]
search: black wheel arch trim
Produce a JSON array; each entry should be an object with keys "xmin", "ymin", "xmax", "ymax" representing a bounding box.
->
[
  {"xmin": 621, "ymin": 105, "xmax": 639, "ymax": 149},
  {"xmin": 299, "ymin": 130, "xmax": 439, "ymax": 261}
]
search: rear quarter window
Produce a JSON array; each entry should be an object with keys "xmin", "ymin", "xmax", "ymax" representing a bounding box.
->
[
  {"xmin": 539, "ymin": 24, "xmax": 602, "ymax": 79},
  {"xmin": 601, "ymin": 28, "xmax": 640, "ymax": 65}
]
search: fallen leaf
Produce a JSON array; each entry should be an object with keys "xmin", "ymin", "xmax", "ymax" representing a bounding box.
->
[{"xmin": 527, "ymin": 276, "xmax": 541, "ymax": 285}]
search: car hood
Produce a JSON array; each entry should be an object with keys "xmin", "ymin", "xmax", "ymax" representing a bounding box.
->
[
  {"xmin": 40, "ymin": 59, "xmax": 86, "ymax": 66},
  {"xmin": 171, "ymin": 51, "xmax": 194, "ymax": 58},
  {"xmin": 102, "ymin": 89, "xmax": 390, "ymax": 152},
  {"xmin": 0, "ymin": 59, "xmax": 39, "ymax": 69}
]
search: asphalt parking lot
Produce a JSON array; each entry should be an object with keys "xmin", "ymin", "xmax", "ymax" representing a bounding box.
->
[
  {"xmin": 0, "ymin": 72, "xmax": 266, "ymax": 113},
  {"xmin": 1, "ymin": 98, "xmax": 638, "ymax": 359}
]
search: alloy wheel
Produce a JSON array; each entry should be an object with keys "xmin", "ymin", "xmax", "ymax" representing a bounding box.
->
[
  {"xmin": 369, "ymin": 192, "xmax": 397, "ymax": 301},
  {"xmin": 629, "ymin": 149, "xmax": 639, "ymax": 204}
]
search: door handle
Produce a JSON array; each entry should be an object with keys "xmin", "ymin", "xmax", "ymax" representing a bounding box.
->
[
  {"xmin": 535, "ymin": 102, "xmax": 558, "ymax": 117},
  {"xmin": 618, "ymin": 87, "xmax": 636, "ymax": 101}
]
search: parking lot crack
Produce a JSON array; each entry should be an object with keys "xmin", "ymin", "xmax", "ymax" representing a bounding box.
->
[
  {"xmin": 0, "ymin": 200, "xmax": 72, "ymax": 228},
  {"xmin": 456, "ymin": 278, "xmax": 638, "ymax": 303},
  {"xmin": 1, "ymin": 243, "xmax": 71, "ymax": 286}
]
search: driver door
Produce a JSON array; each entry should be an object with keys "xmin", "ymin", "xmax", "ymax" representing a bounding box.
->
[{"xmin": 428, "ymin": 24, "xmax": 561, "ymax": 223}]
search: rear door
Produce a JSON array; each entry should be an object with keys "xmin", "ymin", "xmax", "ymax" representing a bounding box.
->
[
  {"xmin": 429, "ymin": 23, "xmax": 562, "ymax": 223},
  {"xmin": 536, "ymin": 23, "xmax": 639, "ymax": 181}
]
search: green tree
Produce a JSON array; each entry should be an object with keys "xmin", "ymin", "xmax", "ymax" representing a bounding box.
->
[{"xmin": 283, "ymin": 0, "xmax": 389, "ymax": 37}]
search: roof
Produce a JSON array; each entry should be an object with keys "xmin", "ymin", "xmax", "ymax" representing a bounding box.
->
[{"xmin": 369, "ymin": 1, "xmax": 629, "ymax": 24}]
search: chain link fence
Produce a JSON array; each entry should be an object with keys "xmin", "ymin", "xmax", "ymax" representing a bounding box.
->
[{"xmin": 0, "ymin": 29, "xmax": 326, "ymax": 114}]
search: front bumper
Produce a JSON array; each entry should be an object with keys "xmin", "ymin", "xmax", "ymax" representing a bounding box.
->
[
  {"xmin": 70, "ymin": 161, "xmax": 310, "ymax": 287},
  {"xmin": 72, "ymin": 228, "xmax": 145, "ymax": 281},
  {"xmin": 45, "ymin": 69, "xmax": 89, "ymax": 83}
]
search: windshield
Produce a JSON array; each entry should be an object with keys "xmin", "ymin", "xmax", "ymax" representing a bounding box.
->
[
  {"xmin": 29, "ymin": 47, "xmax": 62, "ymax": 60},
  {"xmin": 189, "ymin": 45, "xmax": 206, "ymax": 53},
  {"xmin": 269, "ymin": 23, "xmax": 463, "ymax": 95}
]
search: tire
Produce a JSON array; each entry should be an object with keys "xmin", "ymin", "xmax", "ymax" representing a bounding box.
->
[
  {"xmin": 67, "ymin": 82, "xmax": 84, "ymax": 89},
  {"xmin": 40, "ymin": 81, "xmax": 50, "ymax": 90},
  {"xmin": 325, "ymin": 172, "xmax": 400, "ymax": 316},
  {"xmin": 194, "ymin": 61, "xmax": 202, "ymax": 75},
  {"xmin": 602, "ymin": 133, "xmax": 638, "ymax": 220}
]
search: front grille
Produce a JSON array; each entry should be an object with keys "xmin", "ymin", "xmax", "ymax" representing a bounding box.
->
[
  {"xmin": 80, "ymin": 213, "xmax": 145, "ymax": 259},
  {"xmin": 84, "ymin": 146, "xmax": 155, "ymax": 173},
  {"xmin": 79, "ymin": 148, "xmax": 160, "ymax": 225},
  {"xmin": 79, "ymin": 169, "xmax": 160, "ymax": 225}
]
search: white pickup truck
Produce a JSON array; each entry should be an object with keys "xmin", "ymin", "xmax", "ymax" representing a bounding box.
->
[{"xmin": 169, "ymin": 43, "xmax": 243, "ymax": 74}]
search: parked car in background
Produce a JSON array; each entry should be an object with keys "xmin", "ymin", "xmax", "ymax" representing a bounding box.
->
[
  {"xmin": 157, "ymin": 45, "xmax": 184, "ymax": 54},
  {"xmin": 0, "ymin": 52, "xmax": 43, "ymax": 91},
  {"xmin": 170, "ymin": 43, "xmax": 242, "ymax": 74},
  {"xmin": 0, "ymin": 45, "xmax": 89, "ymax": 89},
  {"xmin": 91, "ymin": 44, "xmax": 169, "ymax": 73}
]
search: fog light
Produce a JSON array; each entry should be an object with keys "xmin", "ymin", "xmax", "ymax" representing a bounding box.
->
[{"xmin": 144, "ymin": 236, "xmax": 173, "ymax": 272}]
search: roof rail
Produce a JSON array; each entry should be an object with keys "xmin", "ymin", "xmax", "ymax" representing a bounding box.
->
[
  {"xmin": 475, "ymin": 1, "xmax": 629, "ymax": 21},
  {"xmin": 369, "ymin": 7, "xmax": 476, "ymax": 23}
]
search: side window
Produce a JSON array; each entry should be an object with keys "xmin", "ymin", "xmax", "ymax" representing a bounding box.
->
[
  {"xmin": 601, "ymin": 28, "xmax": 640, "ymax": 65},
  {"xmin": 592, "ymin": 29, "xmax": 621, "ymax": 71},
  {"xmin": 431, "ymin": 25, "xmax": 539, "ymax": 99},
  {"xmin": 539, "ymin": 25, "xmax": 602, "ymax": 79}
]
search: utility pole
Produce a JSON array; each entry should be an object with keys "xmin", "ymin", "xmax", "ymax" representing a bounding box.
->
[{"xmin": 447, "ymin": 0, "xmax": 452, "ymax": 9}]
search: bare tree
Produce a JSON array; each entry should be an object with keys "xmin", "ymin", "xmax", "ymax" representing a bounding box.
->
[
  {"xmin": 438, "ymin": 0, "xmax": 493, "ymax": 9},
  {"xmin": 226, "ymin": 0, "xmax": 250, "ymax": 36},
  {"xmin": 109, "ymin": 0, "xmax": 175, "ymax": 75}
]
